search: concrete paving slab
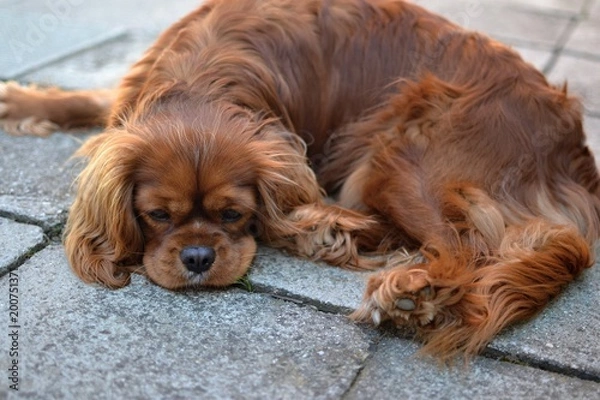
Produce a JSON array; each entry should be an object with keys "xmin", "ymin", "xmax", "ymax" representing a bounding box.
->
[
  {"xmin": 420, "ymin": 0, "xmax": 585, "ymax": 16},
  {"xmin": 8, "ymin": 0, "xmax": 202, "ymax": 38},
  {"xmin": 0, "ymin": 132, "xmax": 86, "ymax": 229},
  {"xmin": 497, "ymin": 0, "xmax": 587, "ymax": 14},
  {"xmin": 0, "ymin": 7, "xmax": 125, "ymax": 79},
  {"xmin": 244, "ymin": 245, "xmax": 600, "ymax": 380},
  {"xmin": 249, "ymin": 247, "xmax": 370, "ymax": 314},
  {"xmin": 584, "ymin": 116, "xmax": 600, "ymax": 160},
  {"xmin": 592, "ymin": 0, "xmax": 600, "ymax": 17},
  {"xmin": 549, "ymin": 55, "xmax": 600, "ymax": 115},
  {"xmin": 21, "ymin": 33, "xmax": 154, "ymax": 90},
  {"xmin": 512, "ymin": 46, "xmax": 554, "ymax": 72},
  {"xmin": 9, "ymin": 0, "xmax": 200, "ymax": 84},
  {"xmin": 345, "ymin": 337, "xmax": 600, "ymax": 400},
  {"xmin": 0, "ymin": 217, "xmax": 44, "ymax": 275},
  {"xmin": 0, "ymin": 245, "xmax": 373, "ymax": 400},
  {"xmin": 564, "ymin": 18, "xmax": 600, "ymax": 59},
  {"xmin": 414, "ymin": 0, "xmax": 571, "ymax": 48},
  {"xmin": 488, "ymin": 265, "xmax": 600, "ymax": 380},
  {"xmin": 38, "ymin": 0, "xmax": 202, "ymax": 34}
]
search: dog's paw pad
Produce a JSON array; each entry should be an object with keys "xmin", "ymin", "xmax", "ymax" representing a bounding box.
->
[{"xmin": 395, "ymin": 298, "xmax": 416, "ymax": 311}]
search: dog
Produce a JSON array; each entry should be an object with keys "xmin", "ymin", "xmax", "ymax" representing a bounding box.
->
[{"xmin": 1, "ymin": 0, "xmax": 599, "ymax": 360}]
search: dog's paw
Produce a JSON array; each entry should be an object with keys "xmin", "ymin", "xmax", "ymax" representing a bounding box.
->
[
  {"xmin": 352, "ymin": 267, "xmax": 437, "ymax": 326},
  {"xmin": 288, "ymin": 205, "xmax": 369, "ymax": 253},
  {"xmin": 0, "ymin": 81, "xmax": 59, "ymax": 136},
  {"xmin": 286, "ymin": 204, "xmax": 386, "ymax": 269},
  {"xmin": 351, "ymin": 264, "xmax": 467, "ymax": 328}
]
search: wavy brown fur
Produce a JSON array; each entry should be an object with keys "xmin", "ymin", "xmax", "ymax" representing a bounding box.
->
[{"xmin": 1, "ymin": 0, "xmax": 599, "ymax": 361}]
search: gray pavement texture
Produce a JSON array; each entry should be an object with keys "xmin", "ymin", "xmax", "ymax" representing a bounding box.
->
[{"xmin": 1, "ymin": 0, "xmax": 599, "ymax": 398}]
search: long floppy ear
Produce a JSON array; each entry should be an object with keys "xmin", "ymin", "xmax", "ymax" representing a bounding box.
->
[
  {"xmin": 64, "ymin": 130, "xmax": 144, "ymax": 288},
  {"xmin": 250, "ymin": 129, "xmax": 324, "ymax": 241}
]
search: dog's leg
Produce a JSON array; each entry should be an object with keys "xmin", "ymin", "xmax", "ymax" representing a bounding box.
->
[
  {"xmin": 353, "ymin": 219, "xmax": 590, "ymax": 359},
  {"xmin": 0, "ymin": 81, "xmax": 114, "ymax": 136},
  {"xmin": 349, "ymin": 141, "xmax": 592, "ymax": 358},
  {"xmin": 349, "ymin": 168, "xmax": 482, "ymax": 335}
]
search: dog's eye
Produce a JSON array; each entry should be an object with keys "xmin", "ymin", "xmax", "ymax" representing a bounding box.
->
[
  {"xmin": 147, "ymin": 209, "xmax": 171, "ymax": 222},
  {"xmin": 221, "ymin": 209, "xmax": 242, "ymax": 223}
]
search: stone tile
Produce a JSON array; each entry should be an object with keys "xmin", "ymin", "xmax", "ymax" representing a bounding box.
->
[
  {"xmin": 0, "ymin": 7, "xmax": 124, "ymax": 79},
  {"xmin": 251, "ymin": 248, "xmax": 600, "ymax": 379},
  {"xmin": 21, "ymin": 33, "xmax": 154, "ymax": 89},
  {"xmin": 12, "ymin": 0, "xmax": 213, "ymax": 89},
  {"xmin": 420, "ymin": 0, "xmax": 586, "ymax": 15},
  {"xmin": 249, "ymin": 247, "xmax": 370, "ymax": 313},
  {"xmin": 0, "ymin": 245, "xmax": 373, "ymax": 399},
  {"xmin": 492, "ymin": 0, "xmax": 586, "ymax": 14},
  {"xmin": 584, "ymin": 116, "xmax": 600, "ymax": 161},
  {"xmin": 346, "ymin": 337, "xmax": 600, "ymax": 399},
  {"xmin": 414, "ymin": 0, "xmax": 571, "ymax": 48},
  {"xmin": 591, "ymin": 0, "xmax": 600, "ymax": 18},
  {"xmin": 512, "ymin": 46, "xmax": 554, "ymax": 72},
  {"xmin": 8, "ymin": 0, "xmax": 201, "ymax": 36},
  {"xmin": 0, "ymin": 131, "xmax": 87, "ymax": 229},
  {"xmin": 489, "ymin": 264, "xmax": 600, "ymax": 379},
  {"xmin": 6, "ymin": 0, "xmax": 200, "ymax": 82},
  {"xmin": 564, "ymin": 18, "xmax": 600, "ymax": 59},
  {"xmin": 549, "ymin": 55, "xmax": 600, "ymax": 115},
  {"xmin": 0, "ymin": 217, "xmax": 44, "ymax": 275}
]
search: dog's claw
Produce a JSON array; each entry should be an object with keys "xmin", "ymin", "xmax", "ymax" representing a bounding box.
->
[{"xmin": 371, "ymin": 308, "xmax": 382, "ymax": 325}]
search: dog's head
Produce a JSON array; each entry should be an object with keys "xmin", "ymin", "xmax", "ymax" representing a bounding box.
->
[{"xmin": 64, "ymin": 102, "xmax": 319, "ymax": 289}]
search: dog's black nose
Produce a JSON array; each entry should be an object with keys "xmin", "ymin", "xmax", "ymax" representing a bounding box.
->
[{"xmin": 180, "ymin": 246, "xmax": 216, "ymax": 274}]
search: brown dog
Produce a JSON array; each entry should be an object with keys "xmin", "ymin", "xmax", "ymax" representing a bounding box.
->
[{"xmin": 1, "ymin": 0, "xmax": 598, "ymax": 360}]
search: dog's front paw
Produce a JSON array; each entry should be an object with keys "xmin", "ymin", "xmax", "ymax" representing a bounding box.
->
[
  {"xmin": 0, "ymin": 81, "xmax": 59, "ymax": 136},
  {"xmin": 288, "ymin": 205, "xmax": 371, "ymax": 254}
]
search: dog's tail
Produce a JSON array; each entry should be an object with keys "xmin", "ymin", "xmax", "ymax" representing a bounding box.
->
[{"xmin": 0, "ymin": 81, "xmax": 114, "ymax": 136}]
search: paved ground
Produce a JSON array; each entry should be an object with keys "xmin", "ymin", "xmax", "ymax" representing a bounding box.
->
[{"xmin": 1, "ymin": 0, "xmax": 599, "ymax": 398}]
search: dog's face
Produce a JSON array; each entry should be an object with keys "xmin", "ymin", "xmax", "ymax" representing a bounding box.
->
[
  {"xmin": 66, "ymin": 104, "xmax": 272, "ymax": 289},
  {"xmin": 133, "ymin": 137, "xmax": 260, "ymax": 289},
  {"xmin": 65, "ymin": 102, "xmax": 319, "ymax": 290},
  {"xmin": 128, "ymin": 106, "xmax": 269, "ymax": 289}
]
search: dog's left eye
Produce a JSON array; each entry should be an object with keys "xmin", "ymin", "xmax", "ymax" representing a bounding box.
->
[
  {"xmin": 147, "ymin": 209, "xmax": 171, "ymax": 222},
  {"xmin": 221, "ymin": 209, "xmax": 242, "ymax": 223}
]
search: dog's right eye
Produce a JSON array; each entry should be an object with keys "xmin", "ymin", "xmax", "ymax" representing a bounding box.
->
[
  {"xmin": 221, "ymin": 209, "xmax": 243, "ymax": 223},
  {"xmin": 147, "ymin": 209, "xmax": 171, "ymax": 222}
]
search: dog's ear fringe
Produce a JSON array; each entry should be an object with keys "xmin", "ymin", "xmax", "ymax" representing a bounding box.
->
[
  {"xmin": 64, "ymin": 130, "xmax": 145, "ymax": 288},
  {"xmin": 250, "ymin": 132, "xmax": 325, "ymax": 242}
]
